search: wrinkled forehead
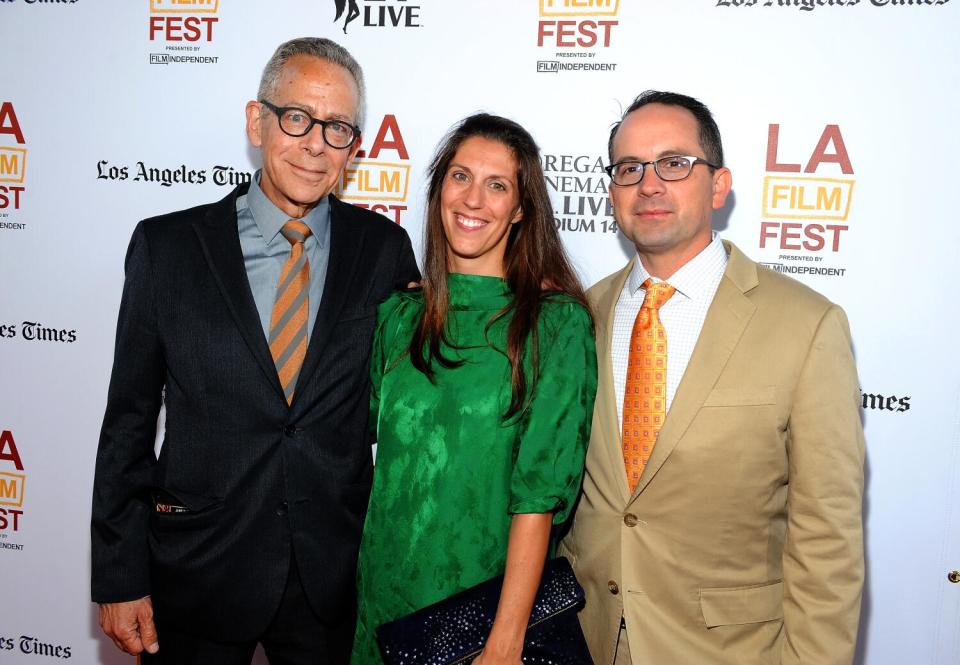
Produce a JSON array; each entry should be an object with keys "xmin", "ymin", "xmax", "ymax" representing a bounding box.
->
[{"xmin": 275, "ymin": 56, "xmax": 360, "ymax": 116}]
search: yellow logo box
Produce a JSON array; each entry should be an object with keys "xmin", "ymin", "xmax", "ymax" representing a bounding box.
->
[
  {"xmin": 540, "ymin": 0, "xmax": 620, "ymax": 17},
  {"xmin": 0, "ymin": 148, "xmax": 26, "ymax": 183},
  {"xmin": 340, "ymin": 162, "xmax": 411, "ymax": 203},
  {"xmin": 0, "ymin": 472, "xmax": 25, "ymax": 508},
  {"xmin": 150, "ymin": 0, "xmax": 219, "ymax": 14},
  {"xmin": 762, "ymin": 176, "xmax": 855, "ymax": 222}
]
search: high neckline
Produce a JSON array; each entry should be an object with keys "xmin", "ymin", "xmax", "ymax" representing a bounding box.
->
[{"xmin": 447, "ymin": 273, "xmax": 511, "ymax": 310}]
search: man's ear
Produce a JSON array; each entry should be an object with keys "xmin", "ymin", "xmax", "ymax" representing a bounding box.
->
[
  {"xmin": 711, "ymin": 167, "xmax": 732, "ymax": 210},
  {"xmin": 245, "ymin": 101, "xmax": 263, "ymax": 149}
]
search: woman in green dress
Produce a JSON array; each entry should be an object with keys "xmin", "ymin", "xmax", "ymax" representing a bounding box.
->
[{"xmin": 351, "ymin": 113, "xmax": 598, "ymax": 664}]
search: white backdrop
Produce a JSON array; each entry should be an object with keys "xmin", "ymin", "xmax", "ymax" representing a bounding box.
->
[{"xmin": 1, "ymin": 1, "xmax": 958, "ymax": 663}]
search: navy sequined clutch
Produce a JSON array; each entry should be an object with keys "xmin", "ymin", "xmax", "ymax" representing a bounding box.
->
[{"xmin": 374, "ymin": 557, "xmax": 593, "ymax": 664}]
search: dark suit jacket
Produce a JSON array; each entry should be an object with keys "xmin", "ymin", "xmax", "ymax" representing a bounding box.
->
[{"xmin": 91, "ymin": 183, "xmax": 419, "ymax": 641}]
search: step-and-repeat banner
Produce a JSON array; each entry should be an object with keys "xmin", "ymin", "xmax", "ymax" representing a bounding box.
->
[{"xmin": 1, "ymin": 1, "xmax": 958, "ymax": 663}]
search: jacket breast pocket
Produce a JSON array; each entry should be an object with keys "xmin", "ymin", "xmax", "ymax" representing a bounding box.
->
[
  {"xmin": 702, "ymin": 386, "xmax": 777, "ymax": 407},
  {"xmin": 699, "ymin": 580, "xmax": 784, "ymax": 627}
]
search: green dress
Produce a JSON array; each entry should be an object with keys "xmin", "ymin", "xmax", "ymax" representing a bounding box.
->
[{"xmin": 350, "ymin": 274, "xmax": 598, "ymax": 664}]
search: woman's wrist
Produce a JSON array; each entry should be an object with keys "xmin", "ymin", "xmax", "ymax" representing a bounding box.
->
[{"xmin": 483, "ymin": 626, "xmax": 524, "ymax": 659}]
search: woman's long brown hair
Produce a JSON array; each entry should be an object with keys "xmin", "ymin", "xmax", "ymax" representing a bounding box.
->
[{"xmin": 408, "ymin": 113, "xmax": 590, "ymax": 420}]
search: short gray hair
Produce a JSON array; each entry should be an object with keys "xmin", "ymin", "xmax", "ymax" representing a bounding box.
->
[{"xmin": 257, "ymin": 37, "xmax": 366, "ymax": 130}]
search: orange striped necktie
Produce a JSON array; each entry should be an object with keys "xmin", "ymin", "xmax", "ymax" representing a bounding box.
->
[
  {"xmin": 622, "ymin": 278, "xmax": 676, "ymax": 493},
  {"xmin": 269, "ymin": 220, "xmax": 312, "ymax": 405}
]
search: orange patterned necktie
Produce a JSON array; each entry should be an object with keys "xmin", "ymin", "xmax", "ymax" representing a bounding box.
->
[
  {"xmin": 622, "ymin": 278, "xmax": 676, "ymax": 493},
  {"xmin": 269, "ymin": 221, "xmax": 312, "ymax": 405}
]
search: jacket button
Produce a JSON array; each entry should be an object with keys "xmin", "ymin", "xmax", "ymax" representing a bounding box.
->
[
  {"xmin": 276, "ymin": 502, "xmax": 288, "ymax": 516},
  {"xmin": 283, "ymin": 425, "xmax": 297, "ymax": 436},
  {"xmin": 623, "ymin": 513, "xmax": 638, "ymax": 527},
  {"xmin": 608, "ymin": 581, "xmax": 620, "ymax": 595}
]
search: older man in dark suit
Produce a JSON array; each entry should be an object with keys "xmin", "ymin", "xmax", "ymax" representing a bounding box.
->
[{"xmin": 91, "ymin": 37, "xmax": 418, "ymax": 665}]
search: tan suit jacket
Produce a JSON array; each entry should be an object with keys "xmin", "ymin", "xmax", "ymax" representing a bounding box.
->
[{"xmin": 560, "ymin": 242, "xmax": 864, "ymax": 665}]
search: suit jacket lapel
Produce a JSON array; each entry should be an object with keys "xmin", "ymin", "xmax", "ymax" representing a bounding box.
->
[
  {"xmin": 629, "ymin": 242, "xmax": 759, "ymax": 502},
  {"xmin": 192, "ymin": 184, "xmax": 286, "ymax": 401},
  {"xmin": 593, "ymin": 260, "xmax": 636, "ymax": 505},
  {"xmin": 291, "ymin": 195, "xmax": 366, "ymax": 407}
]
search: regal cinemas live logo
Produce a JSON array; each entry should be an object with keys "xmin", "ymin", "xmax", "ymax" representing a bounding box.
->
[
  {"xmin": 148, "ymin": 0, "xmax": 220, "ymax": 65},
  {"xmin": 339, "ymin": 115, "xmax": 410, "ymax": 225},
  {"xmin": 758, "ymin": 124, "xmax": 855, "ymax": 277},
  {"xmin": 0, "ymin": 430, "xmax": 25, "ymax": 549},
  {"xmin": 543, "ymin": 153, "xmax": 618, "ymax": 234},
  {"xmin": 0, "ymin": 102, "xmax": 26, "ymax": 231}
]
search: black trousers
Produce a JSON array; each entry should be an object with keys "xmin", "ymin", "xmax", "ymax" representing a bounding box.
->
[{"xmin": 142, "ymin": 555, "xmax": 354, "ymax": 665}]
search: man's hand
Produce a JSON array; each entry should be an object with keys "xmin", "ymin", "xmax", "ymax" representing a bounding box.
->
[{"xmin": 98, "ymin": 597, "xmax": 159, "ymax": 655}]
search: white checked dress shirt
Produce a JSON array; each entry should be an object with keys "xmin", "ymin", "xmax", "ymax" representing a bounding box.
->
[{"xmin": 612, "ymin": 235, "xmax": 728, "ymax": 430}]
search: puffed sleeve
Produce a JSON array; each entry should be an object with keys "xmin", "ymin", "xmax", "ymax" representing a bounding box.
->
[{"xmin": 508, "ymin": 299, "xmax": 597, "ymax": 525}]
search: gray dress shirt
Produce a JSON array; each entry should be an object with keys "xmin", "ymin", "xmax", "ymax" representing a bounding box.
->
[{"xmin": 236, "ymin": 173, "xmax": 330, "ymax": 343}]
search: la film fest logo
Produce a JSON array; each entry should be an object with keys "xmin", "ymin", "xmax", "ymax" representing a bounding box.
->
[
  {"xmin": 339, "ymin": 115, "xmax": 411, "ymax": 225},
  {"xmin": 757, "ymin": 123, "xmax": 855, "ymax": 278},
  {"xmin": 536, "ymin": 0, "xmax": 620, "ymax": 74},
  {"xmin": 0, "ymin": 430, "xmax": 25, "ymax": 551},
  {"xmin": 330, "ymin": 0, "xmax": 422, "ymax": 33},
  {"xmin": 0, "ymin": 101, "xmax": 26, "ymax": 231},
  {"xmin": 543, "ymin": 152, "xmax": 618, "ymax": 235},
  {"xmin": 148, "ymin": 0, "xmax": 221, "ymax": 66},
  {"xmin": 716, "ymin": 0, "xmax": 950, "ymax": 10}
]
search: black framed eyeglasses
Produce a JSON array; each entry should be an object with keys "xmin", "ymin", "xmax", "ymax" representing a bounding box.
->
[
  {"xmin": 604, "ymin": 155, "xmax": 718, "ymax": 186},
  {"xmin": 259, "ymin": 100, "xmax": 360, "ymax": 149}
]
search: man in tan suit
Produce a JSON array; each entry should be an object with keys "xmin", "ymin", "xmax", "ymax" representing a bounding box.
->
[{"xmin": 560, "ymin": 91, "xmax": 864, "ymax": 665}]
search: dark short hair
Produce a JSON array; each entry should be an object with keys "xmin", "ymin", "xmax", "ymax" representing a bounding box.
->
[{"xmin": 607, "ymin": 90, "xmax": 724, "ymax": 167}]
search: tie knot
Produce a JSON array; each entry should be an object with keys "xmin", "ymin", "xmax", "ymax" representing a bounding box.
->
[
  {"xmin": 280, "ymin": 220, "xmax": 312, "ymax": 246},
  {"xmin": 640, "ymin": 278, "xmax": 675, "ymax": 310}
]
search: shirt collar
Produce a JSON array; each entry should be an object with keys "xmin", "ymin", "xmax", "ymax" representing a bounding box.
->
[
  {"xmin": 244, "ymin": 170, "xmax": 330, "ymax": 247},
  {"xmin": 628, "ymin": 233, "xmax": 727, "ymax": 301}
]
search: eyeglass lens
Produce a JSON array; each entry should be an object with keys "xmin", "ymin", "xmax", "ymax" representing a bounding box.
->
[
  {"xmin": 277, "ymin": 108, "xmax": 355, "ymax": 147},
  {"xmin": 612, "ymin": 156, "xmax": 694, "ymax": 185}
]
